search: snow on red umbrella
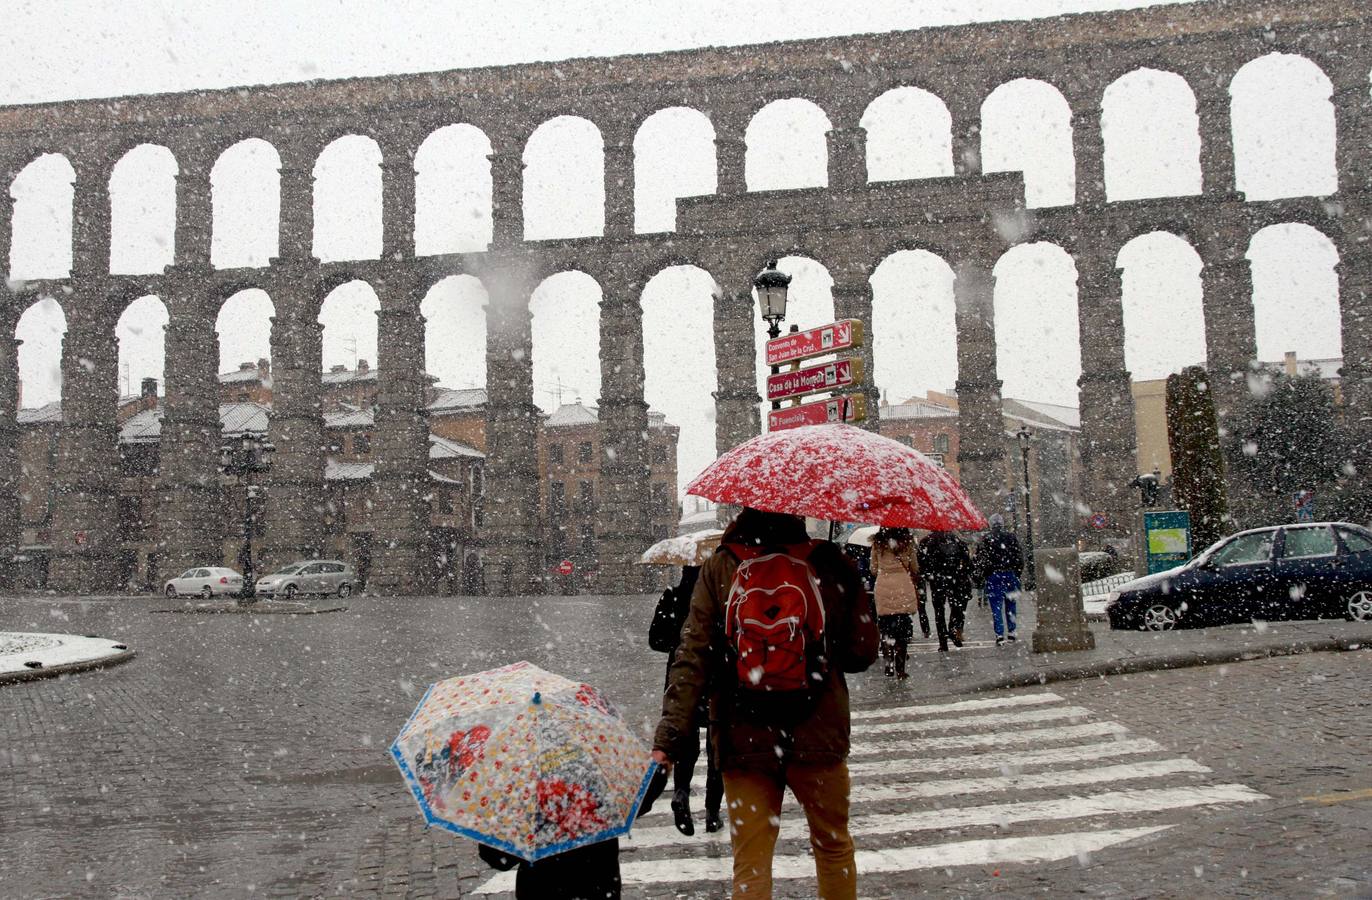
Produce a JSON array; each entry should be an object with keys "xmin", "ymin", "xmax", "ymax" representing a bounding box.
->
[{"xmin": 685, "ymin": 423, "xmax": 988, "ymax": 531}]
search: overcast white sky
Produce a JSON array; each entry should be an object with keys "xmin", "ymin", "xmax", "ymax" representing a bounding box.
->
[{"xmin": 1, "ymin": 0, "xmax": 1353, "ymax": 494}]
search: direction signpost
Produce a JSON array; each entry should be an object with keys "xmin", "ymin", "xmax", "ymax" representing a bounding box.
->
[
  {"xmin": 766, "ymin": 319, "xmax": 862, "ymax": 366},
  {"xmin": 766, "ymin": 357, "xmax": 863, "ymax": 403},
  {"xmin": 768, "ymin": 394, "xmax": 866, "ymax": 431}
]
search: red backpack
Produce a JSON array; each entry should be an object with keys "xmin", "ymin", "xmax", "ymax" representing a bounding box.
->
[{"xmin": 723, "ymin": 542, "xmax": 828, "ymax": 701}]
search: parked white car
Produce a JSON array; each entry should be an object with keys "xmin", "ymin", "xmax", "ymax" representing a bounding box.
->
[
  {"xmin": 254, "ymin": 560, "xmax": 357, "ymax": 600},
  {"xmin": 165, "ymin": 567, "xmax": 244, "ymax": 598}
]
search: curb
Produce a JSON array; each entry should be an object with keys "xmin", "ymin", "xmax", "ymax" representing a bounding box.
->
[
  {"xmin": 961, "ymin": 635, "xmax": 1369, "ymax": 694},
  {"xmin": 0, "ymin": 647, "xmax": 137, "ymax": 686},
  {"xmin": 150, "ymin": 602, "xmax": 348, "ymax": 615}
]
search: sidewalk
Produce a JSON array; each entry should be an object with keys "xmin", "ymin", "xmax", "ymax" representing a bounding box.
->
[
  {"xmin": 859, "ymin": 593, "xmax": 1372, "ymax": 705},
  {"xmin": 0, "ymin": 631, "xmax": 135, "ymax": 684}
]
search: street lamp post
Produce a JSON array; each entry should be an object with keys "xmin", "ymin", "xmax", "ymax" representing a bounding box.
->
[
  {"xmin": 754, "ymin": 260, "xmax": 791, "ymax": 412},
  {"xmin": 1017, "ymin": 425, "xmax": 1036, "ymax": 591},
  {"xmin": 220, "ymin": 434, "xmax": 275, "ymax": 603}
]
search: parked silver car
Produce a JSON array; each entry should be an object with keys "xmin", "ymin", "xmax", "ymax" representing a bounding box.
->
[
  {"xmin": 254, "ymin": 560, "xmax": 357, "ymax": 599},
  {"xmin": 165, "ymin": 567, "xmax": 244, "ymax": 598}
]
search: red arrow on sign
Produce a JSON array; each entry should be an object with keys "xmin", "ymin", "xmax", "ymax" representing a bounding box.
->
[
  {"xmin": 768, "ymin": 394, "xmax": 867, "ymax": 431},
  {"xmin": 766, "ymin": 319, "xmax": 864, "ymax": 366}
]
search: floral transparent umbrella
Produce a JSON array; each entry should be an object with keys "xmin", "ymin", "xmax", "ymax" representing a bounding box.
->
[{"xmin": 390, "ymin": 661, "xmax": 657, "ymax": 862}]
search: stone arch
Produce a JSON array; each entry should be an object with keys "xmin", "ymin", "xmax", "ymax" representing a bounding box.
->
[
  {"xmin": 981, "ymin": 78, "xmax": 1075, "ymax": 208},
  {"xmin": 871, "ymin": 249, "xmax": 958, "ymax": 406},
  {"xmin": 860, "ymin": 86, "xmax": 954, "ymax": 183},
  {"xmin": 993, "ymin": 242, "xmax": 1080, "ymax": 404},
  {"xmin": 108, "ymin": 144, "xmax": 178, "ymax": 275},
  {"xmin": 633, "ymin": 106, "xmax": 716, "ymax": 233},
  {"xmin": 211, "ymin": 138, "xmax": 281, "ymax": 269},
  {"xmin": 421, "ymin": 274, "xmax": 488, "ymax": 390},
  {"xmin": 415, "ymin": 124, "xmax": 493, "ymax": 255},
  {"xmin": 1118, "ymin": 231, "xmax": 1206, "ymax": 377},
  {"xmin": 1231, "ymin": 53, "xmax": 1338, "ymax": 200},
  {"xmin": 318, "ymin": 279, "xmax": 380, "ymax": 374},
  {"xmin": 1101, "ymin": 68, "xmax": 1202, "ymax": 201},
  {"xmin": 8, "ymin": 153, "xmax": 75, "ymax": 278},
  {"xmin": 745, "ymin": 98, "xmax": 832, "ymax": 191},
  {"xmin": 1246, "ymin": 223, "xmax": 1342, "ymax": 365},
  {"xmin": 215, "ymin": 288, "xmax": 275, "ymax": 382},
  {"xmin": 641, "ymin": 264, "xmax": 718, "ymax": 495},
  {"xmin": 114, "ymin": 294, "xmax": 169, "ymax": 400},
  {"xmin": 529, "ymin": 270, "xmax": 601, "ymax": 411},
  {"xmin": 312, "ymin": 134, "xmax": 383, "ymax": 262},
  {"xmin": 523, "ymin": 116, "xmax": 604, "ymax": 241},
  {"xmin": 15, "ymin": 295, "xmax": 66, "ymax": 408}
]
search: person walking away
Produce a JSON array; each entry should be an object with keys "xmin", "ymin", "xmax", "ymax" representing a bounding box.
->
[
  {"xmin": 872, "ymin": 527, "xmax": 921, "ymax": 679},
  {"xmin": 653, "ymin": 508, "xmax": 879, "ymax": 900},
  {"xmin": 917, "ymin": 530, "xmax": 974, "ymax": 651},
  {"xmin": 648, "ymin": 565, "xmax": 724, "ymax": 835},
  {"xmin": 976, "ymin": 514, "xmax": 1024, "ymax": 645},
  {"xmin": 476, "ymin": 766, "xmax": 669, "ymax": 899}
]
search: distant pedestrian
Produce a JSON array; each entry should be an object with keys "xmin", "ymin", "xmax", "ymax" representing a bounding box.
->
[
  {"xmin": 872, "ymin": 527, "xmax": 921, "ymax": 679},
  {"xmin": 648, "ymin": 565, "xmax": 724, "ymax": 836},
  {"xmin": 653, "ymin": 507, "xmax": 879, "ymax": 899},
  {"xmin": 917, "ymin": 530, "xmax": 974, "ymax": 651},
  {"xmin": 976, "ymin": 514, "xmax": 1024, "ymax": 645}
]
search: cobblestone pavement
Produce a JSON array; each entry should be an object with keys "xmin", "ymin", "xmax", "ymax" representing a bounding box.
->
[{"xmin": 1, "ymin": 593, "xmax": 1369, "ymax": 898}]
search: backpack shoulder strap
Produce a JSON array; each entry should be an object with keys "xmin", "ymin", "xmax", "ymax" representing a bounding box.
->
[{"xmin": 786, "ymin": 539, "xmax": 823, "ymax": 563}]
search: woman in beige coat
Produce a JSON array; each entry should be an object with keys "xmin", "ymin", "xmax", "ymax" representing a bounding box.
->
[{"xmin": 872, "ymin": 527, "xmax": 924, "ymax": 679}]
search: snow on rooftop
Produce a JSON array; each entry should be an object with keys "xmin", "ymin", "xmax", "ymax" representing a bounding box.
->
[{"xmin": 428, "ymin": 387, "xmax": 488, "ymax": 412}]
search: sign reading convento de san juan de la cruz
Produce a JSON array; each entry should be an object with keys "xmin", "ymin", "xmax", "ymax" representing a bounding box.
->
[{"xmin": 766, "ymin": 319, "xmax": 867, "ymax": 431}]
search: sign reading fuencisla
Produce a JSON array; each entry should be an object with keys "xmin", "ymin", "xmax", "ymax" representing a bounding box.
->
[
  {"xmin": 1142, "ymin": 510, "xmax": 1192, "ymax": 575},
  {"xmin": 768, "ymin": 394, "xmax": 866, "ymax": 431}
]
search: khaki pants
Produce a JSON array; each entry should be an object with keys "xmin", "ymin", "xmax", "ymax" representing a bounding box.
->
[{"xmin": 722, "ymin": 761, "xmax": 856, "ymax": 900}]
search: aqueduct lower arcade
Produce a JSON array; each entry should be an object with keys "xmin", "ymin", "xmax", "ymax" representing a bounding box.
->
[{"xmin": 1, "ymin": 0, "xmax": 1371, "ymax": 595}]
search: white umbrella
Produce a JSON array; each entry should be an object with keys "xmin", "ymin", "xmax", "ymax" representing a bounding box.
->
[
  {"xmin": 845, "ymin": 525, "xmax": 879, "ymax": 547},
  {"xmin": 639, "ymin": 529, "xmax": 724, "ymax": 567}
]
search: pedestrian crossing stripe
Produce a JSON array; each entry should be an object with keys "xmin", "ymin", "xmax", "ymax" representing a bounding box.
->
[{"xmin": 471, "ymin": 692, "xmax": 1268, "ymax": 896}]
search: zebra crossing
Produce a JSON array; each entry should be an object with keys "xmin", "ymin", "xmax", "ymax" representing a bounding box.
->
[{"xmin": 473, "ymin": 690, "xmax": 1267, "ymax": 896}]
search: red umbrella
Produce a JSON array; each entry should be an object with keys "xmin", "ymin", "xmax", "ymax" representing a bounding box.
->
[{"xmin": 685, "ymin": 424, "xmax": 987, "ymax": 531}]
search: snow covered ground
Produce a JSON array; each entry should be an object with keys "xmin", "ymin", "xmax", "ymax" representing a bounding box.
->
[{"xmin": 0, "ymin": 631, "xmax": 131, "ymax": 678}]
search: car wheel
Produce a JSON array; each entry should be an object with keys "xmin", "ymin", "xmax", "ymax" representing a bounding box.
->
[
  {"xmin": 165, "ymin": 585, "xmax": 178, "ymax": 598},
  {"xmin": 338, "ymin": 583, "xmax": 352, "ymax": 599},
  {"xmin": 200, "ymin": 586, "xmax": 213, "ymax": 599},
  {"xmin": 1346, "ymin": 590, "xmax": 1372, "ymax": 622},
  {"xmin": 283, "ymin": 583, "xmax": 297, "ymax": 600},
  {"xmin": 1140, "ymin": 603, "xmax": 1179, "ymax": 631}
]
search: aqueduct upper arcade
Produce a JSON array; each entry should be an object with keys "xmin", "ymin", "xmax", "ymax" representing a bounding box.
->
[{"xmin": 1, "ymin": 0, "xmax": 1370, "ymax": 595}]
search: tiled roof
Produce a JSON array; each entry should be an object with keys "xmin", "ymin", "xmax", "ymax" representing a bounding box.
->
[
  {"xmin": 545, "ymin": 402, "xmax": 600, "ymax": 428},
  {"xmin": 219, "ymin": 368, "xmax": 270, "ymax": 386},
  {"xmin": 1004, "ymin": 398, "xmax": 1080, "ymax": 430},
  {"xmin": 322, "ymin": 367, "xmax": 377, "ymax": 385},
  {"xmin": 428, "ymin": 387, "xmax": 488, "ymax": 412},
  {"xmin": 430, "ymin": 434, "xmax": 484, "ymax": 460},
  {"xmin": 325, "ymin": 460, "xmax": 374, "ymax": 481},
  {"xmin": 117, "ymin": 402, "xmax": 273, "ymax": 444},
  {"xmin": 16, "ymin": 401, "xmax": 62, "ymax": 425},
  {"xmin": 883, "ymin": 399, "xmax": 958, "ymax": 421},
  {"xmin": 324, "ymin": 409, "xmax": 374, "ymax": 429}
]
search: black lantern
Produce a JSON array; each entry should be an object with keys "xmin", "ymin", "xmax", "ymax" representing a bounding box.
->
[{"xmin": 753, "ymin": 260, "xmax": 791, "ymax": 339}]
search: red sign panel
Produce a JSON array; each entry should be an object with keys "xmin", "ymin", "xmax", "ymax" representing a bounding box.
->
[
  {"xmin": 766, "ymin": 319, "xmax": 863, "ymax": 366},
  {"xmin": 556, "ymin": 559, "xmax": 575, "ymax": 576},
  {"xmin": 766, "ymin": 357, "xmax": 864, "ymax": 403},
  {"xmin": 768, "ymin": 394, "xmax": 867, "ymax": 431}
]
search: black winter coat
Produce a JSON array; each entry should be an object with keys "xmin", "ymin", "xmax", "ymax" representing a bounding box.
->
[
  {"xmin": 976, "ymin": 529, "xmax": 1023, "ymax": 579},
  {"xmin": 917, "ymin": 532, "xmax": 974, "ymax": 607}
]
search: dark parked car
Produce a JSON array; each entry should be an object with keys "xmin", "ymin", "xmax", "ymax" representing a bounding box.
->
[{"xmin": 1106, "ymin": 522, "xmax": 1372, "ymax": 631}]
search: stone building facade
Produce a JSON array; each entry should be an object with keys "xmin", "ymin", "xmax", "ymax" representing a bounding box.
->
[{"xmin": 2, "ymin": 0, "xmax": 1371, "ymax": 593}]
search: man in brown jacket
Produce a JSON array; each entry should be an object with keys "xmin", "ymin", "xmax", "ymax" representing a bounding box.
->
[{"xmin": 652, "ymin": 508, "xmax": 880, "ymax": 899}]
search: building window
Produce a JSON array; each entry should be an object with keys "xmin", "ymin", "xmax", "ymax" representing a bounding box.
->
[
  {"xmin": 899, "ymin": 435, "xmax": 915, "ymax": 449},
  {"xmin": 651, "ymin": 482, "xmax": 669, "ymax": 507},
  {"xmin": 117, "ymin": 496, "xmax": 141, "ymax": 536},
  {"xmin": 354, "ymin": 433, "xmax": 371, "ymax": 456},
  {"xmin": 578, "ymin": 480, "xmax": 594, "ymax": 512},
  {"xmin": 550, "ymin": 481, "xmax": 567, "ymax": 516},
  {"xmin": 652, "ymin": 444, "xmax": 668, "ymax": 465},
  {"xmin": 580, "ymin": 523, "xmax": 596, "ymax": 555},
  {"xmin": 578, "ymin": 441, "xmax": 593, "ymax": 464},
  {"xmin": 933, "ymin": 433, "xmax": 950, "ymax": 454},
  {"xmin": 438, "ymin": 490, "xmax": 454, "ymax": 514},
  {"xmin": 548, "ymin": 443, "xmax": 564, "ymax": 465}
]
